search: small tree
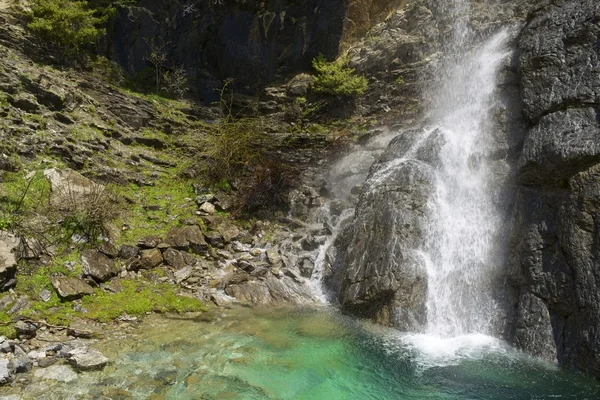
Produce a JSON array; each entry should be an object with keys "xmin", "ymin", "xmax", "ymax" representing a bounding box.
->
[
  {"xmin": 144, "ymin": 38, "xmax": 169, "ymax": 93},
  {"xmin": 27, "ymin": 0, "xmax": 107, "ymax": 55},
  {"xmin": 311, "ymin": 54, "xmax": 367, "ymax": 97}
]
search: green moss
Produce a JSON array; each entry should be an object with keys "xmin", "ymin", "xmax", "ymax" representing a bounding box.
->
[
  {"xmin": 81, "ymin": 280, "xmax": 206, "ymax": 322},
  {"xmin": 111, "ymin": 176, "xmax": 197, "ymax": 245}
]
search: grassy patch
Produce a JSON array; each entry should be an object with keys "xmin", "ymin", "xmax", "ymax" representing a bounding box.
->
[
  {"xmin": 20, "ymin": 279, "xmax": 206, "ymax": 325},
  {"xmin": 111, "ymin": 176, "xmax": 198, "ymax": 245}
]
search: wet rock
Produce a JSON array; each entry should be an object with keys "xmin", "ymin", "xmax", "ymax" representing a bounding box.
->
[
  {"xmin": 68, "ymin": 347, "xmax": 109, "ymax": 371},
  {"xmin": 506, "ymin": 0, "xmax": 600, "ymax": 379},
  {"xmin": 165, "ymin": 226, "xmax": 208, "ymax": 254},
  {"xmin": 266, "ymin": 248, "xmax": 283, "ymax": 268},
  {"xmin": 81, "ymin": 249, "xmax": 119, "ymax": 283},
  {"xmin": 0, "ymin": 232, "xmax": 19, "ymax": 290},
  {"xmin": 51, "ymin": 276, "xmax": 94, "ymax": 300},
  {"xmin": 34, "ymin": 364, "xmax": 78, "ymax": 383},
  {"xmin": 333, "ymin": 132, "xmax": 434, "ymax": 329},
  {"xmin": 136, "ymin": 249, "xmax": 163, "ymax": 270}
]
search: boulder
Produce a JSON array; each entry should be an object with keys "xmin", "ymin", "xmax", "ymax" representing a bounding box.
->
[
  {"xmin": 136, "ymin": 249, "xmax": 163, "ymax": 270},
  {"xmin": 165, "ymin": 226, "xmax": 208, "ymax": 254},
  {"xmin": 67, "ymin": 347, "xmax": 109, "ymax": 371},
  {"xmin": 162, "ymin": 248, "xmax": 194, "ymax": 270},
  {"xmin": 332, "ymin": 131, "xmax": 435, "ymax": 329},
  {"xmin": 51, "ymin": 277, "xmax": 94, "ymax": 300},
  {"xmin": 0, "ymin": 232, "xmax": 19, "ymax": 290},
  {"xmin": 119, "ymin": 245, "xmax": 139, "ymax": 259},
  {"xmin": 81, "ymin": 250, "xmax": 119, "ymax": 283},
  {"xmin": 14, "ymin": 320, "xmax": 37, "ymax": 339}
]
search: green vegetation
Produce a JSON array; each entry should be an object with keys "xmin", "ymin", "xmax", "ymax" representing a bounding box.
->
[
  {"xmin": 112, "ymin": 176, "xmax": 198, "ymax": 245},
  {"xmin": 12, "ymin": 276, "xmax": 206, "ymax": 326},
  {"xmin": 395, "ymin": 76, "xmax": 405, "ymax": 85},
  {"xmin": 0, "ymin": 170, "xmax": 51, "ymax": 232},
  {"xmin": 26, "ymin": 0, "xmax": 108, "ymax": 55},
  {"xmin": 311, "ymin": 54, "xmax": 367, "ymax": 97}
]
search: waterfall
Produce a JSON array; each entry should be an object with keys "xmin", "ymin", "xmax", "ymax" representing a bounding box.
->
[
  {"xmin": 419, "ymin": 2, "xmax": 511, "ymax": 338},
  {"xmin": 423, "ymin": 30, "xmax": 511, "ymax": 337}
]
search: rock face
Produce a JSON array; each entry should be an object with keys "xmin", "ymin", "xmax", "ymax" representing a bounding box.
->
[
  {"xmin": 331, "ymin": 131, "xmax": 435, "ymax": 328},
  {"xmin": 505, "ymin": 0, "xmax": 600, "ymax": 378},
  {"xmin": 111, "ymin": 0, "xmax": 349, "ymax": 99}
]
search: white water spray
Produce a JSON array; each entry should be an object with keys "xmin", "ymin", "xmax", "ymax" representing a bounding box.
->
[{"xmin": 423, "ymin": 29, "xmax": 511, "ymax": 338}]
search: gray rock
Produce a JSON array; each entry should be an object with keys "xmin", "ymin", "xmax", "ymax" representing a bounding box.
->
[
  {"xmin": 162, "ymin": 248, "xmax": 194, "ymax": 270},
  {"xmin": 9, "ymin": 92, "xmax": 40, "ymax": 112},
  {"xmin": 119, "ymin": 245, "xmax": 139, "ymax": 259},
  {"xmin": 67, "ymin": 347, "xmax": 109, "ymax": 371},
  {"xmin": 38, "ymin": 357, "xmax": 58, "ymax": 368},
  {"xmin": 0, "ymin": 232, "xmax": 20, "ymax": 290},
  {"xmin": 518, "ymin": 108, "xmax": 600, "ymax": 186},
  {"xmin": 332, "ymin": 132, "xmax": 434, "ymax": 329},
  {"xmin": 136, "ymin": 248, "xmax": 163, "ymax": 270},
  {"xmin": 165, "ymin": 226, "xmax": 208, "ymax": 254},
  {"xmin": 14, "ymin": 320, "xmax": 37, "ymax": 339},
  {"xmin": 39, "ymin": 288, "xmax": 52, "ymax": 302},
  {"xmin": 136, "ymin": 236, "xmax": 161, "ymax": 249},
  {"xmin": 0, "ymin": 358, "xmax": 14, "ymax": 384},
  {"xmin": 81, "ymin": 249, "xmax": 119, "ymax": 282},
  {"xmin": 505, "ymin": 0, "xmax": 600, "ymax": 380},
  {"xmin": 204, "ymin": 231, "xmax": 224, "ymax": 248},
  {"xmin": 518, "ymin": 0, "xmax": 600, "ymax": 124},
  {"xmin": 174, "ymin": 266, "xmax": 193, "ymax": 284},
  {"xmin": 51, "ymin": 276, "xmax": 94, "ymax": 300}
]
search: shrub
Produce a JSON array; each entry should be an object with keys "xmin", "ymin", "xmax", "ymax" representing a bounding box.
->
[
  {"xmin": 26, "ymin": 0, "xmax": 108, "ymax": 55},
  {"xmin": 49, "ymin": 180, "xmax": 120, "ymax": 242},
  {"xmin": 198, "ymin": 117, "xmax": 268, "ymax": 183},
  {"xmin": 311, "ymin": 54, "xmax": 367, "ymax": 97}
]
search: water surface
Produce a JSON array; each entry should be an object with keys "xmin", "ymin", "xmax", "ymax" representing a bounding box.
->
[{"xmin": 9, "ymin": 306, "xmax": 600, "ymax": 399}]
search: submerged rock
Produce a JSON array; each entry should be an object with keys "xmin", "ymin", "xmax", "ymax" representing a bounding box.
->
[{"xmin": 67, "ymin": 347, "xmax": 109, "ymax": 371}]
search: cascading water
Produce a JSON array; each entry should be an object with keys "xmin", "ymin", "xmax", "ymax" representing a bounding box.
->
[{"xmin": 423, "ymin": 29, "xmax": 511, "ymax": 338}]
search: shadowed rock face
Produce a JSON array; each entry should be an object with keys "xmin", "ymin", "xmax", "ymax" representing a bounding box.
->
[
  {"xmin": 110, "ymin": 0, "xmax": 348, "ymax": 100},
  {"xmin": 505, "ymin": 0, "xmax": 600, "ymax": 378}
]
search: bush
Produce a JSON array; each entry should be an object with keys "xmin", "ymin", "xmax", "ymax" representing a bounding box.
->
[
  {"xmin": 49, "ymin": 179, "xmax": 120, "ymax": 242},
  {"xmin": 26, "ymin": 0, "xmax": 108, "ymax": 54},
  {"xmin": 198, "ymin": 117, "xmax": 268, "ymax": 183},
  {"xmin": 311, "ymin": 54, "xmax": 367, "ymax": 97}
]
